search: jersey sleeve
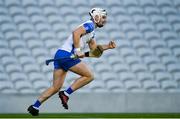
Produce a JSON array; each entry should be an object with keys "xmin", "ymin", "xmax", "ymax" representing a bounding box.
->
[{"xmin": 83, "ymin": 21, "xmax": 95, "ymax": 33}]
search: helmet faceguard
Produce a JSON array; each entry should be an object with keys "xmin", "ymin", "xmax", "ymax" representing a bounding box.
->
[{"xmin": 89, "ymin": 8, "xmax": 107, "ymax": 24}]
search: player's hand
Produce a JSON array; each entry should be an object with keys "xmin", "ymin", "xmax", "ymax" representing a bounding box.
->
[
  {"xmin": 75, "ymin": 51, "xmax": 85, "ymax": 58},
  {"xmin": 108, "ymin": 40, "xmax": 116, "ymax": 49}
]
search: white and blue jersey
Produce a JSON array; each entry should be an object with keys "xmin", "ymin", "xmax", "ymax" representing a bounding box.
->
[
  {"xmin": 54, "ymin": 20, "xmax": 95, "ymax": 71},
  {"xmin": 61, "ymin": 20, "xmax": 95, "ymax": 53}
]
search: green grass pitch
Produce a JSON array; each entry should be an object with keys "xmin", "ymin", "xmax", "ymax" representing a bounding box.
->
[{"xmin": 0, "ymin": 113, "xmax": 180, "ymax": 118}]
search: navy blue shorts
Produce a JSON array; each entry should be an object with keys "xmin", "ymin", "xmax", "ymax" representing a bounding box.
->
[{"xmin": 54, "ymin": 49, "xmax": 81, "ymax": 71}]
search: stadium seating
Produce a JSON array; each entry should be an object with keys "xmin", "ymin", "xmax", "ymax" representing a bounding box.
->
[{"xmin": 0, "ymin": 0, "xmax": 180, "ymax": 94}]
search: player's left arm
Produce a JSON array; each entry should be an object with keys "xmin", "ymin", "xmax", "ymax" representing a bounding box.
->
[
  {"xmin": 85, "ymin": 39, "xmax": 116, "ymax": 58},
  {"xmin": 99, "ymin": 40, "xmax": 116, "ymax": 50},
  {"xmin": 88, "ymin": 39, "xmax": 116, "ymax": 51}
]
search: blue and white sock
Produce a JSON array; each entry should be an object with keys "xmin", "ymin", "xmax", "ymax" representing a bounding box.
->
[
  {"xmin": 33, "ymin": 100, "xmax": 41, "ymax": 110},
  {"xmin": 64, "ymin": 87, "xmax": 74, "ymax": 97}
]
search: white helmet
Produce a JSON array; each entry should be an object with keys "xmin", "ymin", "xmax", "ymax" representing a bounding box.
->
[{"xmin": 89, "ymin": 8, "xmax": 107, "ymax": 22}]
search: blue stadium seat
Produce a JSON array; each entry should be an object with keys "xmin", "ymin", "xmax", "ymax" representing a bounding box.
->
[
  {"xmin": 161, "ymin": 6, "xmax": 177, "ymax": 16},
  {"xmin": 116, "ymin": 14, "xmax": 131, "ymax": 24},
  {"xmin": 119, "ymin": 47, "xmax": 136, "ymax": 57},
  {"xmin": 123, "ymin": 0, "xmax": 138, "ymax": 7},
  {"xmin": 161, "ymin": 31, "xmax": 178, "ymax": 41},
  {"xmin": 4, "ymin": 31, "xmax": 21, "ymax": 42},
  {"xmin": 167, "ymin": 39, "xmax": 180, "ymax": 49},
  {"xmin": 173, "ymin": 48, "xmax": 180, "ymax": 58},
  {"xmin": 89, "ymin": 0, "xmax": 105, "ymax": 7},
  {"xmin": 38, "ymin": 0, "xmax": 54, "ymax": 7},
  {"xmin": 150, "ymin": 14, "xmax": 166, "ymax": 25},
  {"xmin": 21, "ymin": 0, "xmax": 37, "ymax": 7},
  {"xmin": 161, "ymin": 56, "xmax": 177, "ymax": 65},
  {"xmin": 54, "ymin": 0, "xmax": 72, "ymax": 7},
  {"xmin": 119, "ymin": 72, "xmax": 136, "ymax": 82},
  {"xmin": 0, "ymin": 72, "xmax": 9, "ymax": 81},
  {"xmin": 173, "ymin": 72, "xmax": 180, "ymax": 82},
  {"xmin": 2, "ymin": 56, "xmax": 18, "ymax": 66},
  {"xmin": 111, "ymin": 6, "xmax": 126, "ymax": 16},
  {"xmin": 113, "ymin": 63, "xmax": 130, "ymax": 73},
  {"xmin": 43, "ymin": 6, "xmax": 59, "ymax": 17},
  {"xmin": 19, "ymin": 56, "xmax": 36, "ymax": 66},
  {"xmin": 14, "ymin": 47, "xmax": 31, "ymax": 57},
  {"xmin": 143, "ymin": 55, "xmax": 160, "ymax": 65},
  {"xmin": 9, "ymin": 39, "xmax": 26, "ymax": 49},
  {"xmin": 33, "ymin": 80, "xmax": 50, "ymax": 93},
  {"xmin": 8, "ymin": 5, "xmax": 25, "ymax": 16},
  {"xmin": 22, "ymin": 31, "xmax": 39, "ymax": 40},
  {"xmin": 0, "ymin": 14, "xmax": 12, "ymax": 24},
  {"xmin": 145, "ymin": 6, "xmax": 160, "ymax": 15},
  {"xmin": 149, "ymin": 63, "xmax": 166, "ymax": 73},
  {"xmin": 137, "ymin": 72, "xmax": 153, "ymax": 82},
  {"xmin": 133, "ymin": 15, "xmax": 149, "ymax": 24},
  {"xmin": 89, "ymin": 80, "xmax": 106, "ymax": 92},
  {"xmin": 28, "ymin": 72, "xmax": 46, "ymax": 83},
  {"xmin": 47, "ymin": 15, "xmax": 63, "ymax": 25},
  {"xmin": 139, "ymin": 0, "xmax": 155, "ymax": 7},
  {"xmin": 5, "ymin": 63, "xmax": 22, "ymax": 73},
  {"xmin": 4, "ymin": 0, "xmax": 21, "ymax": 7},
  {"xmin": 60, "ymin": 6, "xmax": 76, "ymax": 16},
  {"xmin": 149, "ymin": 39, "xmax": 166, "ymax": 49},
  {"xmin": 122, "ymin": 22, "xmax": 138, "ymax": 32},
  {"xmin": 144, "ymin": 31, "xmax": 160, "ymax": 40},
  {"xmin": 137, "ymin": 47, "xmax": 154, "ymax": 57},
  {"xmin": 143, "ymin": 80, "xmax": 161, "ymax": 92},
  {"xmin": 31, "ymin": 47, "xmax": 48, "ymax": 58},
  {"xmin": 101, "ymin": 71, "xmax": 117, "ymax": 82},
  {"xmin": 18, "ymin": 23, "xmax": 34, "ymax": 32},
  {"xmin": 0, "ymin": 5, "xmax": 8, "ymax": 14},
  {"xmin": 10, "ymin": 72, "xmax": 28, "ymax": 83},
  {"xmin": 108, "ymin": 55, "xmax": 123, "ymax": 65},
  {"xmin": 1, "ymin": 22, "xmax": 16, "ymax": 32},
  {"xmin": 155, "ymin": 48, "xmax": 172, "ymax": 57},
  {"xmin": 125, "ymin": 55, "xmax": 141, "ymax": 65},
  {"xmin": 0, "ymin": 40, "xmax": 8, "ymax": 48},
  {"xmin": 117, "ymin": 40, "xmax": 131, "ymax": 48},
  {"xmin": 13, "ymin": 15, "xmax": 29, "ymax": 24},
  {"xmin": 155, "ymin": 72, "xmax": 172, "ymax": 82},
  {"xmin": 105, "ymin": 0, "xmax": 121, "ymax": 7},
  {"xmin": 167, "ymin": 63, "xmax": 180, "ymax": 73},
  {"xmin": 0, "ymin": 81, "xmax": 14, "ymax": 92},
  {"xmin": 131, "ymin": 63, "xmax": 147, "ymax": 73},
  {"xmin": 124, "ymin": 80, "xmax": 142, "ymax": 92},
  {"xmin": 161, "ymin": 80, "xmax": 178, "ymax": 91},
  {"xmin": 127, "ymin": 6, "xmax": 143, "ymax": 15},
  {"xmin": 26, "ymin": 6, "xmax": 42, "ymax": 16},
  {"xmin": 52, "ymin": 23, "xmax": 68, "ymax": 33},
  {"xmin": 167, "ymin": 15, "xmax": 180, "ymax": 24},
  {"xmin": 76, "ymin": 6, "xmax": 89, "ymax": 16},
  {"xmin": 0, "ymin": 48, "xmax": 13, "ymax": 58},
  {"xmin": 126, "ymin": 31, "xmax": 142, "ymax": 41},
  {"xmin": 23, "ymin": 63, "xmax": 40, "ymax": 73},
  {"xmin": 106, "ymin": 80, "xmax": 125, "ymax": 92},
  {"xmin": 132, "ymin": 39, "xmax": 149, "ymax": 49},
  {"xmin": 95, "ymin": 63, "xmax": 111, "ymax": 73},
  {"xmin": 139, "ymin": 23, "xmax": 154, "ymax": 32},
  {"xmin": 27, "ymin": 39, "xmax": 44, "ymax": 49},
  {"xmin": 72, "ymin": 0, "xmax": 88, "ymax": 7},
  {"xmin": 35, "ymin": 23, "xmax": 51, "ymax": 32},
  {"xmin": 156, "ymin": 0, "xmax": 172, "ymax": 7},
  {"xmin": 15, "ymin": 80, "xmax": 36, "ymax": 94}
]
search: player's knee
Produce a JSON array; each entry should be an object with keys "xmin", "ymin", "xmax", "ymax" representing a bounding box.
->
[{"xmin": 87, "ymin": 72, "xmax": 94, "ymax": 82}]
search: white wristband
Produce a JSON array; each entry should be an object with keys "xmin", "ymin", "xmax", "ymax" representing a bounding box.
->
[{"xmin": 74, "ymin": 48, "xmax": 81, "ymax": 52}]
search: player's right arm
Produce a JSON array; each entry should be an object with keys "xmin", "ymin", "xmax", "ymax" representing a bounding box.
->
[{"xmin": 72, "ymin": 26, "xmax": 86, "ymax": 58}]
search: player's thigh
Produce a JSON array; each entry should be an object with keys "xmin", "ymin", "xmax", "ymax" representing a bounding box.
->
[
  {"xmin": 69, "ymin": 61, "xmax": 93, "ymax": 77},
  {"xmin": 53, "ymin": 69, "xmax": 67, "ymax": 89}
]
